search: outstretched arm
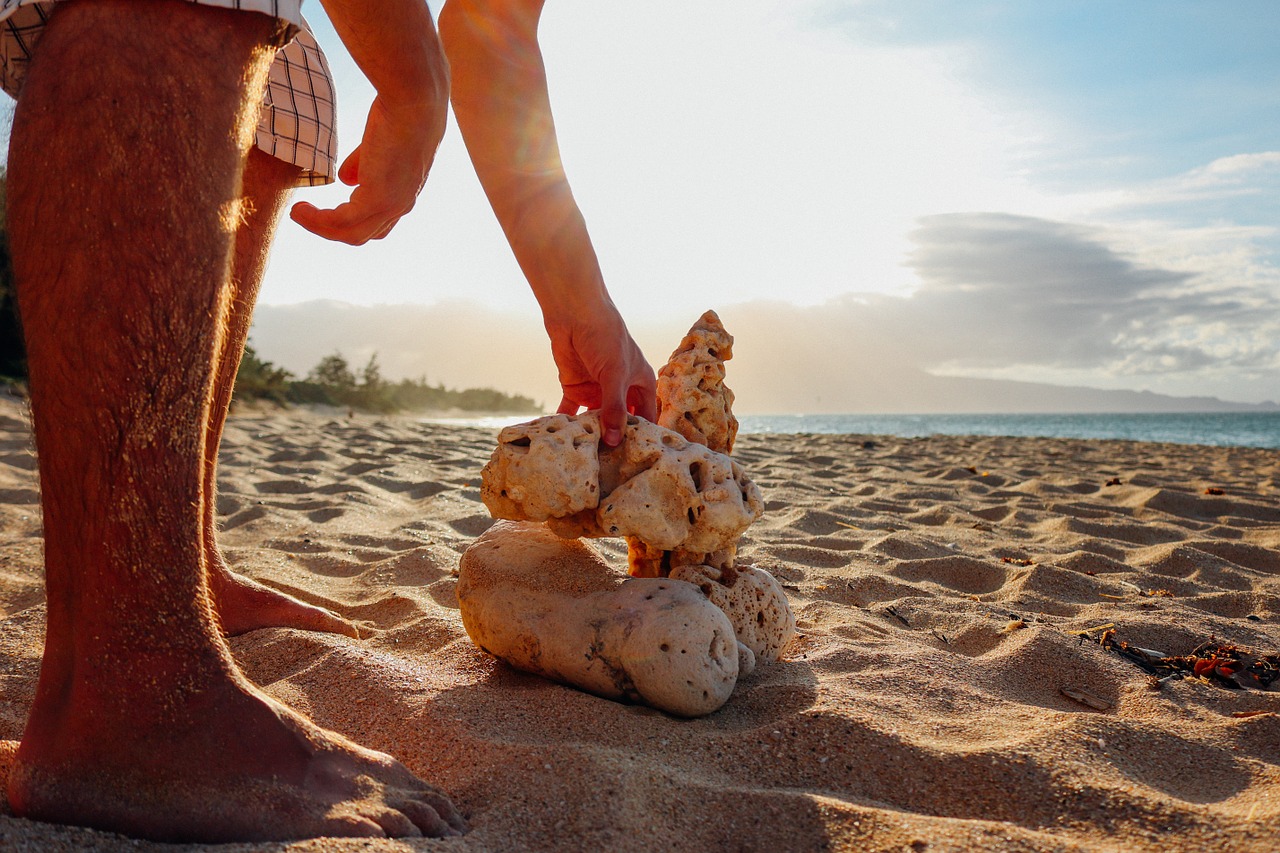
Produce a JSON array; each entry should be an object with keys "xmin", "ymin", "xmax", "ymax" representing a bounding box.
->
[
  {"xmin": 438, "ymin": 0, "xmax": 656, "ymax": 445},
  {"xmin": 292, "ymin": 0, "xmax": 450, "ymax": 245}
]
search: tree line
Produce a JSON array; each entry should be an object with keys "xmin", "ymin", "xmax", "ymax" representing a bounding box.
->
[{"xmin": 234, "ymin": 346, "xmax": 541, "ymax": 414}]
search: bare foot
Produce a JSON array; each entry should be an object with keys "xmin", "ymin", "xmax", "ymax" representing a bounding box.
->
[
  {"xmin": 7, "ymin": 675, "xmax": 466, "ymax": 842},
  {"xmin": 207, "ymin": 560, "xmax": 361, "ymax": 638}
]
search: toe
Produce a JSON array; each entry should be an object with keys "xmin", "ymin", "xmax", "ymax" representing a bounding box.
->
[
  {"xmin": 303, "ymin": 605, "xmax": 361, "ymax": 639},
  {"xmin": 400, "ymin": 798, "xmax": 465, "ymax": 837},
  {"xmin": 420, "ymin": 788, "xmax": 468, "ymax": 834},
  {"xmin": 369, "ymin": 808, "xmax": 422, "ymax": 838},
  {"xmin": 323, "ymin": 815, "xmax": 386, "ymax": 838}
]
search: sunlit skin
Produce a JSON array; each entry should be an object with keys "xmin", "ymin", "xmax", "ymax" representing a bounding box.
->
[
  {"xmin": 440, "ymin": 0, "xmax": 656, "ymax": 444},
  {"xmin": 6, "ymin": 0, "xmax": 463, "ymax": 841},
  {"xmin": 204, "ymin": 148, "xmax": 361, "ymax": 639},
  {"xmin": 4, "ymin": 0, "xmax": 651, "ymax": 843}
]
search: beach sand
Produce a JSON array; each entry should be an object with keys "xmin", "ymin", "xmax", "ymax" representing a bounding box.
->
[{"xmin": 0, "ymin": 399, "xmax": 1277, "ymax": 851}]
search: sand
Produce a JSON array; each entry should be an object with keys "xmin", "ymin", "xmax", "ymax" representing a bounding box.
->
[{"xmin": 0, "ymin": 399, "xmax": 1277, "ymax": 852}]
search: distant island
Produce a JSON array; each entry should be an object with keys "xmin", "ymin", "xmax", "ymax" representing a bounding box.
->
[{"xmin": 234, "ymin": 346, "xmax": 541, "ymax": 416}]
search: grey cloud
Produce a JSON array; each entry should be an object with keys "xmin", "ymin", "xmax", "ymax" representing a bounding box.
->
[{"xmin": 896, "ymin": 212, "xmax": 1280, "ymax": 376}]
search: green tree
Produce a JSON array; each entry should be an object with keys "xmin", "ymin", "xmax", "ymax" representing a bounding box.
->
[
  {"xmin": 352, "ymin": 352, "xmax": 396, "ymax": 413},
  {"xmin": 308, "ymin": 352, "xmax": 355, "ymax": 390},
  {"xmin": 232, "ymin": 343, "xmax": 294, "ymax": 405},
  {"xmin": 359, "ymin": 353, "xmax": 384, "ymax": 391},
  {"xmin": 251, "ymin": 347, "xmax": 541, "ymax": 414}
]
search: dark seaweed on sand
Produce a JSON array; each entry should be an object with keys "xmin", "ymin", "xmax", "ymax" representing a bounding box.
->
[{"xmin": 1098, "ymin": 629, "xmax": 1279, "ymax": 690}]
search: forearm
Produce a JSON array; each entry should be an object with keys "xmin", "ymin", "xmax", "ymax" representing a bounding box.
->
[
  {"xmin": 439, "ymin": 0, "xmax": 656, "ymax": 431},
  {"xmin": 439, "ymin": 0, "xmax": 608, "ymax": 319},
  {"xmin": 317, "ymin": 0, "xmax": 449, "ymax": 109}
]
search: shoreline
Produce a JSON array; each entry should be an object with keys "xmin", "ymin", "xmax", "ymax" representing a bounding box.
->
[{"xmin": 0, "ymin": 403, "xmax": 1277, "ymax": 851}]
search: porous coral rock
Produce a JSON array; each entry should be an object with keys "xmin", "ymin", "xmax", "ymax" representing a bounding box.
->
[
  {"xmin": 598, "ymin": 420, "xmax": 762, "ymax": 553},
  {"xmin": 480, "ymin": 413, "xmax": 601, "ymax": 521},
  {"xmin": 458, "ymin": 521, "xmax": 744, "ymax": 717},
  {"xmin": 474, "ymin": 310, "xmax": 796, "ymax": 677},
  {"xmin": 481, "ymin": 415, "xmax": 763, "ymax": 559},
  {"xmin": 631, "ymin": 310, "xmax": 742, "ymax": 577},
  {"xmin": 657, "ymin": 309, "xmax": 738, "ymax": 455},
  {"xmin": 670, "ymin": 563, "xmax": 796, "ymax": 662}
]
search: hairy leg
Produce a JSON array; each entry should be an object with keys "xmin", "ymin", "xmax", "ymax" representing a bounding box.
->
[
  {"xmin": 5, "ymin": 0, "xmax": 462, "ymax": 841},
  {"xmin": 204, "ymin": 148, "xmax": 358, "ymax": 639}
]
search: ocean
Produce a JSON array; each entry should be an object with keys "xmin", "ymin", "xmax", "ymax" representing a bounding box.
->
[
  {"xmin": 736, "ymin": 412, "xmax": 1280, "ymax": 449},
  {"xmin": 425, "ymin": 412, "xmax": 1280, "ymax": 449}
]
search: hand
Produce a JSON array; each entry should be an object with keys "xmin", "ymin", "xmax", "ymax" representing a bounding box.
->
[
  {"xmin": 547, "ymin": 304, "xmax": 657, "ymax": 447},
  {"xmin": 290, "ymin": 94, "xmax": 446, "ymax": 245}
]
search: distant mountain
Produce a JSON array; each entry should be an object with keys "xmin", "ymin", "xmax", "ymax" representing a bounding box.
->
[
  {"xmin": 832, "ymin": 371, "xmax": 1279, "ymax": 415},
  {"xmin": 248, "ymin": 301, "xmax": 1277, "ymax": 416}
]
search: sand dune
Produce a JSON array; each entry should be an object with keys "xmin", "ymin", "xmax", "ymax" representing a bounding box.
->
[{"xmin": 1, "ymin": 402, "xmax": 1277, "ymax": 851}]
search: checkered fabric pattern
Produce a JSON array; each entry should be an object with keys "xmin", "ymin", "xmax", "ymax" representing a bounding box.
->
[{"xmin": 0, "ymin": 0, "xmax": 336, "ymax": 187}]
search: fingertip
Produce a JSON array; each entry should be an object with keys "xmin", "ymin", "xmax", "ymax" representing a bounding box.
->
[
  {"xmin": 629, "ymin": 388, "xmax": 658, "ymax": 423},
  {"xmin": 599, "ymin": 399, "xmax": 628, "ymax": 447},
  {"xmin": 338, "ymin": 150, "xmax": 360, "ymax": 186},
  {"xmin": 556, "ymin": 396, "xmax": 579, "ymax": 416}
]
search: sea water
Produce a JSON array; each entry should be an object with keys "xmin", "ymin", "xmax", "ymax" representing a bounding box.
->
[
  {"xmin": 736, "ymin": 412, "xmax": 1280, "ymax": 449},
  {"xmin": 424, "ymin": 412, "xmax": 1280, "ymax": 449}
]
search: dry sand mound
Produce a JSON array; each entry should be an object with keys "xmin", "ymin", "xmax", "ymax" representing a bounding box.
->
[{"xmin": 1, "ymin": 401, "xmax": 1278, "ymax": 851}]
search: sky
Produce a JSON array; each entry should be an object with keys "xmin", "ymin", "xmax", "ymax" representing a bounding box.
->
[
  {"xmin": 251, "ymin": 0, "xmax": 1280, "ymax": 409},
  {"xmin": 5, "ymin": 1, "xmax": 1275, "ymax": 410}
]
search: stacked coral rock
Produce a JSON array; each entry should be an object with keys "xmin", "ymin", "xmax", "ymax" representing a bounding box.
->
[{"xmin": 463, "ymin": 312, "xmax": 795, "ymax": 714}]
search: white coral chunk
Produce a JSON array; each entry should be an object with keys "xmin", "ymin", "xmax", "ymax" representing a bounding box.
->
[
  {"xmin": 657, "ymin": 309, "xmax": 738, "ymax": 454},
  {"xmin": 481, "ymin": 412, "xmax": 601, "ymax": 521},
  {"xmin": 670, "ymin": 563, "xmax": 795, "ymax": 663},
  {"xmin": 598, "ymin": 420, "xmax": 762, "ymax": 554},
  {"xmin": 458, "ymin": 522, "xmax": 740, "ymax": 717},
  {"xmin": 480, "ymin": 414, "xmax": 761, "ymax": 559}
]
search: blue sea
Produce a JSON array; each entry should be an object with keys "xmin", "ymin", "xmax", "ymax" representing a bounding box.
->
[
  {"xmin": 736, "ymin": 412, "xmax": 1280, "ymax": 449},
  {"xmin": 425, "ymin": 411, "xmax": 1280, "ymax": 449}
]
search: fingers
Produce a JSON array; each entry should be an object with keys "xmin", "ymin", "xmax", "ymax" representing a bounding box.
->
[
  {"xmin": 569, "ymin": 377, "xmax": 654, "ymax": 447},
  {"xmin": 558, "ymin": 387, "xmax": 624, "ymax": 446},
  {"xmin": 598, "ymin": 375, "xmax": 629, "ymax": 448},
  {"xmin": 627, "ymin": 371, "xmax": 658, "ymax": 422},
  {"xmin": 557, "ymin": 382, "xmax": 601, "ymax": 415},
  {"xmin": 558, "ymin": 372, "xmax": 654, "ymax": 448},
  {"xmin": 288, "ymin": 196, "xmax": 409, "ymax": 246}
]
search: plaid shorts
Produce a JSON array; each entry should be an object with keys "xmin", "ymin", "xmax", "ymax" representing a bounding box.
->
[{"xmin": 0, "ymin": 0, "xmax": 337, "ymax": 187}]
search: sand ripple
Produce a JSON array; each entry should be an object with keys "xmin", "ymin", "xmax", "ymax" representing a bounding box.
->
[{"xmin": 0, "ymin": 409, "xmax": 1277, "ymax": 851}]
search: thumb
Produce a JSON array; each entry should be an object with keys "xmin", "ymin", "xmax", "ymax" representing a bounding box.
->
[
  {"xmin": 338, "ymin": 147, "xmax": 361, "ymax": 186},
  {"xmin": 598, "ymin": 379, "xmax": 628, "ymax": 448}
]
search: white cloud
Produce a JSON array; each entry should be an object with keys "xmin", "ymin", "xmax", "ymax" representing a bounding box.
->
[{"xmin": 1105, "ymin": 150, "xmax": 1280, "ymax": 209}]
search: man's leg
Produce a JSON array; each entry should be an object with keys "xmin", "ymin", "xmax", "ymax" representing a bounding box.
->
[
  {"xmin": 5, "ymin": 0, "xmax": 462, "ymax": 841},
  {"xmin": 203, "ymin": 147, "xmax": 358, "ymax": 639}
]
